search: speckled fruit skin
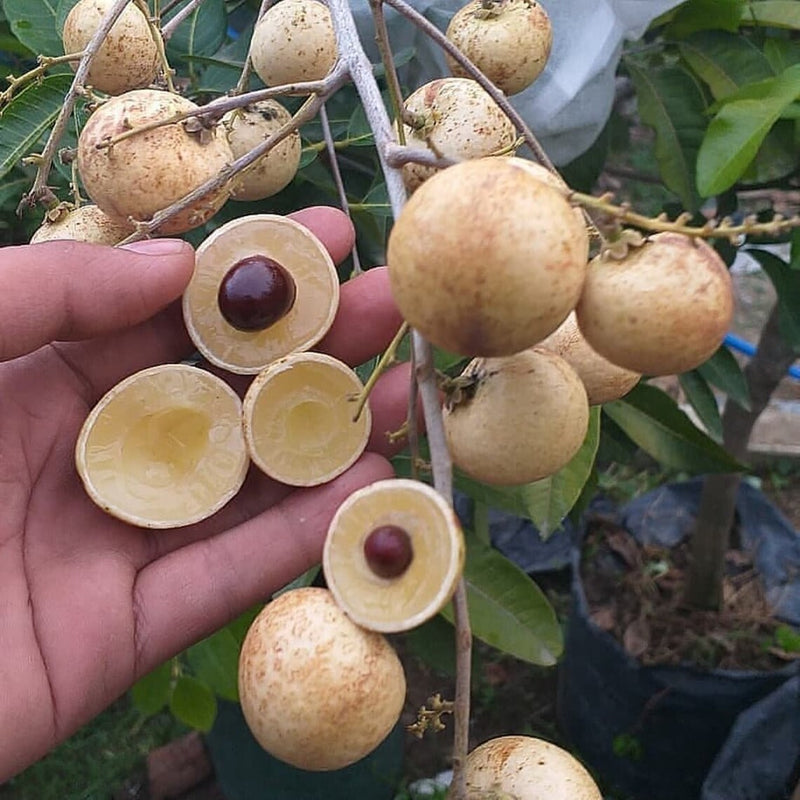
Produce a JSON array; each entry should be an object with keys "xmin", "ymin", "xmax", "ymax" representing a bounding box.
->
[
  {"xmin": 537, "ymin": 311, "xmax": 640, "ymax": 404},
  {"xmin": 62, "ymin": 0, "xmax": 159, "ymax": 95},
  {"xmin": 77, "ymin": 89, "xmax": 232, "ymax": 235},
  {"xmin": 223, "ymin": 100, "xmax": 301, "ymax": 201},
  {"xmin": 30, "ymin": 204, "xmax": 134, "ymax": 245},
  {"xmin": 401, "ymin": 77, "xmax": 517, "ymax": 192},
  {"xmin": 238, "ymin": 587, "xmax": 406, "ymax": 771},
  {"xmin": 446, "ymin": 0, "xmax": 552, "ymax": 96},
  {"xmin": 387, "ymin": 157, "xmax": 589, "ymax": 357},
  {"xmin": 249, "ymin": 0, "xmax": 337, "ymax": 88},
  {"xmin": 443, "ymin": 349, "xmax": 589, "ymax": 486},
  {"xmin": 466, "ymin": 736, "xmax": 603, "ymax": 799},
  {"xmin": 576, "ymin": 232, "xmax": 734, "ymax": 376}
]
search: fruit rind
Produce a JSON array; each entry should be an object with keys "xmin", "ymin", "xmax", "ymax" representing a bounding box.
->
[
  {"xmin": 183, "ymin": 214, "xmax": 340, "ymax": 374},
  {"xmin": 30, "ymin": 204, "xmax": 134, "ymax": 245},
  {"xmin": 238, "ymin": 587, "xmax": 406, "ymax": 771},
  {"xmin": 242, "ymin": 351, "xmax": 371, "ymax": 487},
  {"xmin": 323, "ymin": 478, "xmax": 465, "ymax": 633},
  {"xmin": 75, "ymin": 364, "xmax": 249, "ymax": 529}
]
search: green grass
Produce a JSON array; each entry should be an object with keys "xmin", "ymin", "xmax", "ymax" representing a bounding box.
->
[{"xmin": 0, "ymin": 697, "xmax": 186, "ymax": 800}]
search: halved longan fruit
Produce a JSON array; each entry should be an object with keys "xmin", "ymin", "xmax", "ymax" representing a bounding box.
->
[
  {"xmin": 242, "ymin": 352, "xmax": 370, "ymax": 487},
  {"xmin": 223, "ymin": 100, "xmax": 301, "ymax": 201},
  {"xmin": 183, "ymin": 214, "xmax": 340, "ymax": 374},
  {"xmin": 30, "ymin": 204, "xmax": 134, "ymax": 245},
  {"xmin": 77, "ymin": 89, "xmax": 233, "ymax": 235},
  {"xmin": 537, "ymin": 311, "xmax": 640, "ymax": 404},
  {"xmin": 75, "ymin": 364, "xmax": 248, "ymax": 529},
  {"xmin": 466, "ymin": 736, "xmax": 602, "ymax": 799},
  {"xmin": 443, "ymin": 349, "xmax": 589, "ymax": 486},
  {"xmin": 62, "ymin": 0, "xmax": 160, "ymax": 96},
  {"xmin": 249, "ymin": 0, "xmax": 337, "ymax": 88},
  {"xmin": 238, "ymin": 587, "xmax": 406, "ymax": 771},
  {"xmin": 446, "ymin": 0, "xmax": 553, "ymax": 96},
  {"xmin": 576, "ymin": 232, "xmax": 734, "ymax": 376},
  {"xmin": 400, "ymin": 77, "xmax": 517, "ymax": 192},
  {"xmin": 387, "ymin": 157, "xmax": 589, "ymax": 357},
  {"xmin": 323, "ymin": 478, "xmax": 465, "ymax": 633}
]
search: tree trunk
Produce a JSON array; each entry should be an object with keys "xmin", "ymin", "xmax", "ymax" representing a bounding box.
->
[{"xmin": 685, "ymin": 301, "xmax": 798, "ymax": 610}]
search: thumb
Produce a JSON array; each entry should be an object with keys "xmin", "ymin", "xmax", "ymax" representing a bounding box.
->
[{"xmin": 0, "ymin": 238, "xmax": 195, "ymax": 361}]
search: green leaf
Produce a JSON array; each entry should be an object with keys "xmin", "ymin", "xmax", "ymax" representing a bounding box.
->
[
  {"xmin": 740, "ymin": 0, "xmax": 800, "ymax": 29},
  {"xmin": 517, "ymin": 406, "xmax": 600, "ymax": 538},
  {"xmin": 763, "ymin": 37, "xmax": 800, "ymax": 73},
  {"xmin": 697, "ymin": 64, "xmax": 800, "ymax": 195},
  {"xmin": 775, "ymin": 623, "xmax": 800, "ymax": 652},
  {"xmin": 679, "ymin": 370, "xmax": 723, "ymax": 442},
  {"xmin": 402, "ymin": 615, "xmax": 460, "ymax": 677},
  {"xmin": 739, "ymin": 118, "xmax": 799, "ymax": 184},
  {"xmin": 226, "ymin": 604, "xmax": 263, "ymax": 645},
  {"xmin": 169, "ymin": 676, "xmax": 218, "ymax": 732},
  {"xmin": 679, "ymin": 31, "xmax": 774, "ymax": 100},
  {"xmin": 602, "ymin": 383, "xmax": 743, "ymax": 473},
  {"xmin": 130, "ymin": 660, "xmax": 173, "ymax": 717},
  {"xmin": 667, "ymin": 0, "xmax": 746, "ymax": 35},
  {"xmin": 749, "ymin": 248, "xmax": 800, "ymax": 350},
  {"xmin": 273, "ymin": 564, "xmax": 320, "ymax": 597},
  {"xmin": 440, "ymin": 534, "xmax": 563, "ymax": 666},
  {"xmin": 2, "ymin": 0, "xmax": 63, "ymax": 56},
  {"xmin": 165, "ymin": 0, "xmax": 227, "ymax": 62},
  {"xmin": 0, "ymin": 74, "xmax": 74, "ymax": 181},
  {"xmin": 186, "ymin": 628, "xmax": 240, "ymax": 703},
  {"xmin": 696, "ymin": 345, "xmax": 751, "ymax": 410},
  {"xmin": 626, "ymin": 59, "xmax": 707, "ymax": 211},
  {"xmin": 195, "ymin": 23, "xmax": 254, "ymax": 94}
]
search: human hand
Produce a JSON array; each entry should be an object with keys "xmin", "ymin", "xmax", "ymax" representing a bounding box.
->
[{"xmin": 0, "ymin": 206, "xmax": 408, "ymax": 781}]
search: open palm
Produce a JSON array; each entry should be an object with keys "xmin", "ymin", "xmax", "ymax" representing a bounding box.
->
[{"xmin": 0, "ymin": 207, "xmax": 408, "ymax": 781}]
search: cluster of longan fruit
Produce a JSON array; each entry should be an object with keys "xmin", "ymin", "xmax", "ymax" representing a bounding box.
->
[{"xmin": 29, "ymin": 0, "xmax": 739, "ymax": 795}]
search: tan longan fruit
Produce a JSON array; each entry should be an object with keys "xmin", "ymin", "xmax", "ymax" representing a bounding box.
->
[
  {"xmin": 576, "ymin": 232, "xmax": 734, "ymax": 376},
  {"xmin": 30, "ymin": 204, "xmax": 134, "ymax": 245},
  {"xmin": 387, "ymin": 157, "xmax": 589, "ymax": 357},
  {"xmin": 446, "ymin": 0, "xmax": 553, "ymax": 96},
  {"xmin": 466, "ymin": 736, "xmax": 603, "ymax": 799},
  {"xmin": 62, "ymin": 0, "xmax": 160, "ymax": 95},
  {"xmin": 443, "ymin": 349, "xmax": 590, "ymax": 486},
  {"xmin": 77, "ymin": 89, "xmax": 233, "ymax": 235},
  {"xmin": 400, "ymin": 77, "xmax": 517, "ymax": 192},
  {"xmin": 238, "ymin": 587, "xmax": 406, "ymax": 771}
]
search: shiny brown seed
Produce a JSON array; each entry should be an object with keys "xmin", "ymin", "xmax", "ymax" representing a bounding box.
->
[{"xmin": 363, "ymin": 525, "xmax": 414, "ymax": 579}]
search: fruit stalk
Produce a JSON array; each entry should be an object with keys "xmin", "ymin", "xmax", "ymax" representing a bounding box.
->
[{"xmin": 325, "ymin": 0, "xmax": 472, "ymax": 794}]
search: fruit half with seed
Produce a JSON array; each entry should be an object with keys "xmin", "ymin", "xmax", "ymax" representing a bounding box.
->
[
  {"xmin": 443, "ymin": 349, "xmax": 589, "ymax": 486},
  {"xmin": 238, "ymin": 587, "xmax": 406, "ymax": 771},
  {"xmin": 62, "ymin": 0, "xmax": 160, "ymax": 96},
  {"xmin": 537, "ymin": 311, "xmax": 640, "ymax": 404},
  {"xmin": 77, "ymin": 89, "xmax": 232, "ymax": 235},
  {"xmin": 400, "ymin": 77, "xmax": 517, "ymax": 192},
  {"xmin": 183, "ymin": 214, "xmax": 339, "ymax": 374},
  {"xmin": 323, "ymin": 478, "xmax": 465, "ymax": 632},
  {"xmin": 30, "ymin": 204, "xmax": 134, "ymax": 245},
  {"xmin": 223, "ymin": 100, "xmax": 301, "ymax": 201},
  {"xmin": 387, "ymin": 156, "xmax": 589, "ymax": 357},
  {"xmin": 446, "ymin": 0, "xmax": 553, "ymax": 96},
  {"xmin": 242, "ymin": 352, "xmax": 370, "ymax": 486},
  {"xmin": 75, "ymin": 364, "xmax": 248, "ymax": 528},
  {"xmin": 249, "ymin": 0, "xmax": 337, "ymax": 88},
  {"xmin": 576, "ymin": 232, "xmax": 734, "ymax": 376},
  {"xmin": 466, "ymin": 736, "xmax": 603, "ymax": 799}
]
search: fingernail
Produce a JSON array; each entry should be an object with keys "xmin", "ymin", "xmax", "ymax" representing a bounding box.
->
[{"xmin": 121, "ymin": 238, "xmax": 189, "ymax": 255}]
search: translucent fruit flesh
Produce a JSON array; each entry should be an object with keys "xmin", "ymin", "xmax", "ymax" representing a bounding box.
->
[
  {"xmin": 75, "ymin": 364, "xmax": 248, "ymax": 528},
  {"xmin": 242, "ymin": 352, "xmax": 371, "ymax": 487},
  {"xmin": 217, "ymin": 255, "xmax": 296, "ymax": 331},
  {"xmin": 323, "ymin": 478, "xmax": 465, "ymax": 633},
  {"xmin": 183, "ymin": 214, "xmax": 339, "ymax": 374}
]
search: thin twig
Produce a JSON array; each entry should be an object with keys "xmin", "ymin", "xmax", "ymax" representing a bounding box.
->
[
  {"xmin": 160, "ymin": 0, "xmax": 206, "ymax": 39},
  {"xmin": 319, "ymin": 103, "xmax": 362, "ymax": 273},
  {"xmin": 368, "ymin": 0, "xmax": 406, "ymax": 145}
]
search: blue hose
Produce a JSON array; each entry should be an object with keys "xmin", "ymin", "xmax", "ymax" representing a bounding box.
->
[{"xmin": 724, "ymin": 332, "xmax": 800, "ymax": 380}]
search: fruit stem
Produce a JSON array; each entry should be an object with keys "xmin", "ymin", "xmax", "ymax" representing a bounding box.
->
[
  {"xmin": 569, "ymin": 190, "xmax": 800, "ymax": 241},
  {"xmin": 18, "ymin": 0, "xmax": 135, "ymax": 216},
  {"xmin": 319, "ymin": 102, "xmax": 363, "ymax": 273},
  {"xmin": 352, "ymin": 321, "xmax": 409, "ymax": 422},
  {"xmin": 368, "ymin": 0, "xmax": 407, "ymax": 147},
  {"xmin": 139, "ymin": 0, "xmax": 176, "ymax": 93},
  {"xmin": 0, "ymin": 53, "xmax": 84, "ymax": 110}
]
